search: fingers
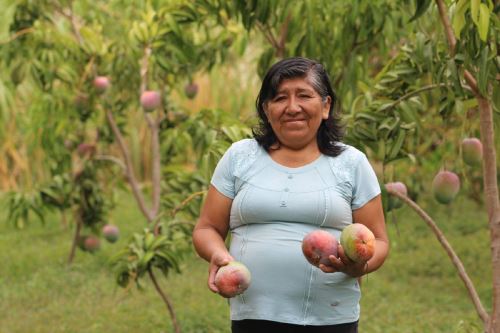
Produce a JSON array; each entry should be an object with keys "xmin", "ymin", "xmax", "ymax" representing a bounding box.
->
[
  {"xmin": 330, "ymin": 245, "xmax": 367, "ymax": 277},
  {"xmin": 208, "ymin": 264, "xmax": 219, "ymax": 293},
  {"xmin": 319, "ymin": 263, "xmax": 335, "ymax": 273},
  {"xmin": 207, "ymin": 251, "xmax": 235, "ymax": 293},
  {"xmin": 329, "ymin": 254, "xmax": 345, "ymax": 271},
  {"xmin": 323, "ymin": 245, "xmax": 351, "ymax": 272},
  {"xmin": 320, "ymin": 245, "xmax": 358, "ymax": 275},
  {"xmin": 337, "ymin": 244, "xmax": 354, "ymax": 265}
]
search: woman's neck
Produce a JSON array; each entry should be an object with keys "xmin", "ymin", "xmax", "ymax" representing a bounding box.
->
[{"xmin": 268, "ymin": 141, "xmax": 321, "ymax": 168}]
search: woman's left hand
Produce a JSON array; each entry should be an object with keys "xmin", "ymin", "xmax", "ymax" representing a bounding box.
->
[{"xmin": 319, "ymin": 244, "xmax": 367, "ymax": 278}]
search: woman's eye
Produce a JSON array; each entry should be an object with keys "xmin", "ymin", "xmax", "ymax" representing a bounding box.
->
[
  {"xmin": 299, "ymin": 94, "xmax": 312, "ymax": 99},
  {"xmin": 274, "ymin": 96, "xmax": 286, "ymax": 101}
]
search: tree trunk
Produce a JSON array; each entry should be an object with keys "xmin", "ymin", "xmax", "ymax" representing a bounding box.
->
[
  {"xmin": 433, "ymin": 1, "xmax": 499, "ymax": 330},
  {"xmin": 387, "ymin": 189, "xmax": 490, "ymax": 325},
  {"xmin": 148, "ymin": 267, "xmax": 181, "ymax": 333},
  {"xmin": 477, "ymin": 97, "xmax": 500, "ymax": 333},
  {"xmin": 67, "ymin": 213, "xmax": 82, "ymax": 264},
  {"xmin": 61, "ymin": 209, "xmax": 68, "ymax": 228}
]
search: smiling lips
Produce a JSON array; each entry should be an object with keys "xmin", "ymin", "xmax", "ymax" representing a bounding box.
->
[{"xmin": 283, "ymin": 118, "xmax": 306, "ymax": 123}]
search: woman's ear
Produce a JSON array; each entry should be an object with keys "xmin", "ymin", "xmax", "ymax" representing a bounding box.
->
[
  {"xmin": 322, "ymin": 96, "xmax": 332, "ymax": 119},
  {"xmin": 263, "ymin": 102, "xmax": 269, "ymax": 117}
]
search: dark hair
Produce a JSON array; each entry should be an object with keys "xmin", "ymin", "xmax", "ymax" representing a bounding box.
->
[{"xmin": 252, "ymin": 57, "xmax": 345, "ymax": 157}]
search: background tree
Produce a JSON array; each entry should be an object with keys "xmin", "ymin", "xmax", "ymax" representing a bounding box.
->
[
  {"xmin": 218, "ymin": 0, "xmax": 499, "ymax": 331},
  {"xmin": 0, "ymin": 0, "xmax": 498, "ymax": 331}
]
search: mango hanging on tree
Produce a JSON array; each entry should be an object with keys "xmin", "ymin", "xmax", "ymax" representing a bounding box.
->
[
  {"xmin": 461, "ymin": 137, "xmax": 483, "ymax": 167},
  {"xmin": 385, "ymin": 181, "xmax": 408, "ymax": 211},
  {"xmin": 432, "ymin": 170, "xmax": 460, "ymax": 204},
  {"xmin": 140, "ymin": 90, "xmax": 161, "ymax": 111}
]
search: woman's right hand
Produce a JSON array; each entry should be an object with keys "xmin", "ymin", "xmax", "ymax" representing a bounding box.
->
[{"xmin": 208, "ymin": 251, "xmax": 235, "ymax": 293}]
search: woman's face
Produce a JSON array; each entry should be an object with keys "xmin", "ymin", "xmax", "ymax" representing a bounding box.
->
[{"xmin": 264, "ymin": 76, "xmax": 331, "ymax": 150}]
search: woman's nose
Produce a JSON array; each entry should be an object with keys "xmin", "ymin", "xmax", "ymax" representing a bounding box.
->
[{"xmin": 286, "ymin": 96, "xmax": 301, "ymax": 113}]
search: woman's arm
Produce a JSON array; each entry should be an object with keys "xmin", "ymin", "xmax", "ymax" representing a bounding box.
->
[
  {"xmin": 320, "ymin": 194, "xmax": 389, "ymax": 277},
  {"xmin": 192, "ymin": 185, "xmax": 234, "ymax": 293}
]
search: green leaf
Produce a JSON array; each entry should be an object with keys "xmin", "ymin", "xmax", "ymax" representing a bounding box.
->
[
  {"xmin": 378, "ymin": 117, "xmax": 400, "ymax": 133},
  {"xmin": 455, "ymin": 99, "xmax": 465, "ymax": 115},
  {"xmin": 492, "ymin": 83, "xmax": 500, "ymax": 113},
  {"xmin": 0, "ymin": 0, "xmax": 17, "ymax": 40},
  {"xmin": 164, "ymin": 14, "xmax": 181, "ymax": 37},
  {"xmin": 447, "ymin": 58, "xmax": 463, "ymax": 94},
  {"xmin": 462, "ymin": 98, "xmax": 478, "ymax": 110},
  {"xmin": 156, "ymin": 250, "xmax": 181, "ymax": 273},
  {"xmin": 452, "ymin": 0, "xmax": 469, "ymax": 39},
  {"xmin": 387, "ymin": 130, "xmax": 406, "ymax": 160},
  {"xmin": 144, "ymin": 232, "xmax": 155, "ymax": 250},
  {"xmin": 149, "ymin": 235, "xmax": 168, "ymax": 250},
  {"xmin": 477, "ymin": 46, "xmax": 489, "ymax": 95},
  {"xmin": 409, "ymin": 0, "xmax": 432, "ymax": 22},
  {"xmin": 470, "ymin": 0, "xmax": 480, "ymax": 24},
  {"xmin": 478, "ymin": 4, "xmax": 490, "ymax": 41},
  {"xmin": 141, "ymin": 251, "xmax": 155, "ymax": 266},
  {"xmin": 355, "ymin": 112, "xmax": 379, "ymax": 122},
  {"xmin": 255, "ymin": 0, "xmax": 271, "ymax": 23}
]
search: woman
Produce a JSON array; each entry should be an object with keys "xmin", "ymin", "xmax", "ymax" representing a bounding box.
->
[{"xmin": 192, "ymin": 57, "xmax": 389, "ymax": 333}]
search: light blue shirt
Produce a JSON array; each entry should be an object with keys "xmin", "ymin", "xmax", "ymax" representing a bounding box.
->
[{"xmin": 211, "ymin": 138, "xmax": 381, "ymax": 325}]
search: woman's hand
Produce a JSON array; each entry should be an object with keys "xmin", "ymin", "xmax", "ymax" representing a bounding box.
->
[
  {"xmin": 208, "ymin": 251, "xmax": 235, "ymax": 293},
  {"xmin": 319, "ymin": 196, "xmax": 389, "ymax": 277},
  {"xmin": 318, "ymin": 244, "xmax": 368, "ymax": 278},
  {"xmin": 192, "ymin": 185, "xmax": 234, "ymax": 293}
]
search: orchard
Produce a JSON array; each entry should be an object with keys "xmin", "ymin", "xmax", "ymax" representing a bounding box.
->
[{"xmin": 0, "ymin": 1, "xmax": 498, "ymax": 332}]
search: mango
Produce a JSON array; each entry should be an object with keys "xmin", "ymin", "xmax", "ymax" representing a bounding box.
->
[
  {"xmin": 214, "ymin": 261, "xmax": 251, "ymax": 298},
  {"xmin": 302, "ymin": 230, "xmax": 338, "ymax": 267},
  {"xmin": 340, "ymin": 224, "xmax": 375, "ymax": 263}
]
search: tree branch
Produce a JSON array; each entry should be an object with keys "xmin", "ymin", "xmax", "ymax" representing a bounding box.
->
[
  {"xmin": 477, "ymin": 97, "xmax": 500, "ymax": 332},
  {"xmin": 53, "ymin": 0, "xmax": 95, "ymax": 96},
  {"xmin": 76, "ymin": 56, "xmax": 95, "ymax": 93},
  {"xmin": 0, "ymin": 27, "xmax": 34, "ymax": 45},
  {"xmin": 138, "ymin": 45, "xmax": 162, "ymax": 219},
  {"xmin": 52, "ymin": 1, "xmax": 84, "ymax": 45},
  {"xmin": 68, "ymin": 211, "xmax": 82, "ymax": 264},
  {"xmin": 334, "ymin": 24, "xmax": 360, "ymax": 87},
  {"xmin": 276, "ymin": 13, "xmax": 292, "ymax": 58},
  {"xmin": 380, "ymin": 83, "xmax": 449, "ymax": 111},
  {"xmin": 386, "ymin": 188, "xmax": 490, "ymax": 326},
  {"xmin": 105, "ymin": 109, "xmax": 153, "ymax": 221},
  {"xmin": 93, "ymin": 154, "xmax": 126, "ymax": 171},
  {"xmin": 140, "ymin": 45, "xmax": 152, "ymax": 94},
  {"xmin": 170, "ymin": 190, "xmax": 207, "ymax": 218},
  {"xmin": 463, "ymin": 69, "xmax": 480, "ymax": 97},
  {"xmin": 148, "ymin": 267, "xmax": 181, "ymax": 333},
  {"xmin": 148, "ymin": 114, "xmax": 161, "ymax": 218},
  {"xmin": 434, "ymin": 2, "xmax": 500, "ymax": 330},
  {"xmin": 256, "ymin": 21, "xmax": 280, "ymax": 53},
  {"xmin": 435, "ymin": 0, "xmax": 456, "ymax": 56}
]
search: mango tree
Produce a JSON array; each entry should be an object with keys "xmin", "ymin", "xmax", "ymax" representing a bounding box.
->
[
  {"xmin": 220, "ymin": 0, "xmax": 499, "ymax": 331},
  {"xmin": 1, "ymin": 0, "xmax": 251, "ymax": 331}
]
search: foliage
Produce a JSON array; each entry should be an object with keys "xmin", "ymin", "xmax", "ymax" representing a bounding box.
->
[
  {"xmin": 73, "ymin": 158, "xmax": 115, "ymax": 230},
  {"xmin": 1, "ymin": 0, "xmax": 499, "ymax": 330},
  {"xmin": 4, "ymin": 190, "xmax": 45, "ymax": 228},
  {"xmin": 39, "ymin": 173, "xmax": 73, "ymax": 211},
  {"xmin": 0, "ymin": 0, "xmax": 245, "ymax": 188},
  {"xmin": 111, "ymin": 223, "xmax": 190, "ymax": 289},
  {"xmin": 225, "ymin": 1, "xmax": 410, "ymax": 103},
  {"xmin": 161, "ymin": 108, "xmax": 252, "ymax": 219}
]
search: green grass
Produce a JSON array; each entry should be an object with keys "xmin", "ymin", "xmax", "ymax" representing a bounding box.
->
[{"xmin": 0, "ymin": 192, "xmax": 492, "ymax": 332}]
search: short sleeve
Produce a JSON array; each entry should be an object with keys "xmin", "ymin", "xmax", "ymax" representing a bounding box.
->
[
  {"xmin": 351, "ymin": 153, "xmax": 381, "ymax": 210},
  {"xmin": 210, "ymin": 145, "xmax": 235, "ymax": 199}
]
